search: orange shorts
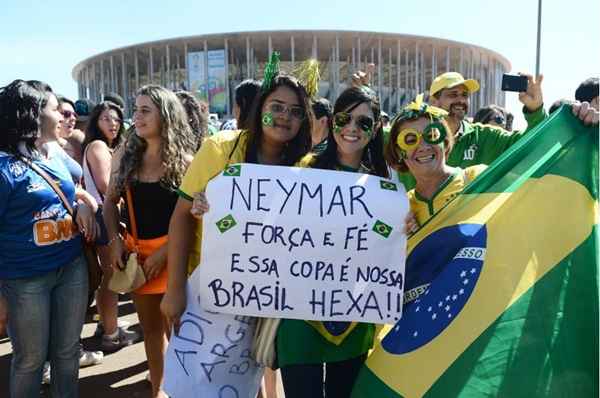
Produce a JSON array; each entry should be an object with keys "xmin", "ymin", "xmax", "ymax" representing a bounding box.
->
[{"xmin": 124, "ymin": 233, "xmax": 168, "ymax": 295}]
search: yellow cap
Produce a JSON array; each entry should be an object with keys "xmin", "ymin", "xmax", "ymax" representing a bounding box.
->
[{"xmin": 429, "ymin": 72, "xmax": 480, "ymax": 96}]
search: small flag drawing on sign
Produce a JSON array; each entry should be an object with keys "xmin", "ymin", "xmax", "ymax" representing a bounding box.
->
[
  {"xmin": 380, "ymin": 180, "xmax": 398, "ymax": 191},
  {"xmin": 223, "ymin": 164, "xmax": 241, "ymax": 177},
  {"xmin": 373, "ymin": 220, "xmax": 393, "ymax": 238},
  {"xmin": 216, "ymin": 214, "xmax": 237, "ymax": 233}
]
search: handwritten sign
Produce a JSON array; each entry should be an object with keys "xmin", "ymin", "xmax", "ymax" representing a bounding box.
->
[
  {"xmin": 198, "ymin": 163, "xmax": 408, "ymax": 323},
  {"xmin": 163, "ymin": 270, "xmax": 264, "ymax": 398}
]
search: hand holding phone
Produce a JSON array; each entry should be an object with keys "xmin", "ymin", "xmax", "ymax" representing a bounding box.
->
[{"xmin": 502, "ymin": 73, "xmax": 528, "ymax": 92}]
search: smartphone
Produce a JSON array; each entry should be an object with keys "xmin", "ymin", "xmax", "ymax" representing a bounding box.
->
[{"xmin": 501, "ymin": 73, "xmax": 528, "ymax": 92}]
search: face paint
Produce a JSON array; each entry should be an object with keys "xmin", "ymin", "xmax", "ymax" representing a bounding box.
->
[
  {"xmin": 333, "ymin": 112, "xmax": 374, "ymax": 139},
  {"xmin": 262, "ymin": 111, "xmax": 274, "ymax": 127}
]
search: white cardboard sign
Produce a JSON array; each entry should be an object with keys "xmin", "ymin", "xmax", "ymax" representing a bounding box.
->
[
  {"xmin": 198, "ymin": 163, "xmax": 408, "ymax": 324},
  {"xmin": 163, "ymin": 269, "xmax": 264, "ymax": 398}
]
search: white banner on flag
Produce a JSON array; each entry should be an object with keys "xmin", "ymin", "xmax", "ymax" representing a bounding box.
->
[{"xmin": 198, "ymin": 163, "xmax": 408, "ymax": 324}]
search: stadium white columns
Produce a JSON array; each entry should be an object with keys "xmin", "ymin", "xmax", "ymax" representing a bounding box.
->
[
  {"xmin": 378, "ymin": 38, "xmax": 382, "ymax": 99},
  {"xmin": 396, "ymin": 40, "xmax": 401, "ymax": 110},
  {"xmin": 224, "ymin": 38, "xmax": 230, "ymax": 115},
  {"xmin": 204, "ymin": 40, "xmax": 208, "ymax": 99},
  {"xmin": 246, "ymin": 37, "xmax": 251, "ymax": 78},
  {"xmin": 268, "ymin": 36, "xmax": 272, "ymax": 57},
  {"xmin": 445, "ymin": 46, "xmax": 450, "ymax": 72},
  {"xmin": 166, "ymin": 44, "xmax": 171, "ymax": 89},
  {"xmin": 121, "ymin": 53, "xmax": 127, "ymax": 113},
  {"xmin": 149, "ymin": 47, "xmax": 154, "ymax": 84},
  {"xmin": 290, "ymin": 36, "xmax": 295, "ymax": 67},
  {"xmin": 134, "ymin": 49, "xmax": 139, "ymax": 89},
  {"xmin": 312, "ymin": 36, "xmax": 318, "ymax": 59}
]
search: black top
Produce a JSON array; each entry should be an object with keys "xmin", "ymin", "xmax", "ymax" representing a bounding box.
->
[{"xmin": 122, "ymin": 181, "xmax": 178, "ymax": 240}]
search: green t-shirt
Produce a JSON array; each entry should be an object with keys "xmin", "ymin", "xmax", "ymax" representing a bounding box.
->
[
  {"xmin": 276, "ymin": 153, "xmax": 376, "ymax": 367},
  {"xmin": 277, "ymin": 319, "xmax": 375, "ymax": 367},
  {"xmin": 397, "ymin": 106, "xmax": 547, "ymax": 190}
]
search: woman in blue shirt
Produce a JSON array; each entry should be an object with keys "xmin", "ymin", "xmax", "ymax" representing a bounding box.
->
[{"xmin": 0, "ymin": 79, "xmax": 97, "ymax": 398}]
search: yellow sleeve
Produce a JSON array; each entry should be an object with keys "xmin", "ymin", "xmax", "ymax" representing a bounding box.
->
[{"xmin": 178, "ymin": 136, "xmax": 228, "ymax": 200}]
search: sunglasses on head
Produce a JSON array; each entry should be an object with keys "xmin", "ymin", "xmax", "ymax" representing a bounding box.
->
[
  {"xmin": 61, "ymin": 110, "xmax": 77, "ymax": 119},
  {"xmin": 267, "ymin": 102, "xmax": 306, "ymax": 121},
  {"xmin": 333, "ymin": 112, "xmax": 374, "ymax": 135}
]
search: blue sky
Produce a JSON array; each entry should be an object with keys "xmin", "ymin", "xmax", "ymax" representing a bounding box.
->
[{"xmin": 1, "ymin": 0, "xmax": 598, "ymax": 128}]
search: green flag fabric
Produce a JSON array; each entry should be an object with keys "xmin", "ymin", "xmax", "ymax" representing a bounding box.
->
[{"xmin": 352, "ymin": 107, "xmax": 599, "ymax": 398}]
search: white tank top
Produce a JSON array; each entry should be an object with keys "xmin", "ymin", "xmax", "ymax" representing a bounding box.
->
[{"xmin": 82, "ymin": 143, "xmax": 109, "ymax": 205}]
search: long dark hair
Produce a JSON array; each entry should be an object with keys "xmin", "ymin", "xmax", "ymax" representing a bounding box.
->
[
  {"xmin": 235, "ymin": 79, "xmax": 261, "ymax": 129},
  {"xmin": 312, "ymin": 87, "xmax": 389, "ymax": 178},
  {"xmin": 0, "ymin": 79, "xmax": 54, "ymax": 157},
  {"xmin": 244, "ymin": 74, "xmax": 312, "ymax": 166},
  {"xmin": 83, "ymin": 101, "xmax": 125, "ymax": 153}
]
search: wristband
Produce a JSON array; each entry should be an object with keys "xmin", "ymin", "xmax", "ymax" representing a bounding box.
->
[{"xmin": 107, "ymin": 235, "xmax": 121, "ymax": 246}]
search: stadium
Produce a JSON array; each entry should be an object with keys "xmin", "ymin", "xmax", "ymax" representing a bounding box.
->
[{"xmin": 72, "ymin": 30, "xmax": 511, "ymax": 117}]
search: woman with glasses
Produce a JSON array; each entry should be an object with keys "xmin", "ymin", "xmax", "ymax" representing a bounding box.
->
[
  {"xmin": 103, "ymin": 86, "xmax": 195, "ymax": 398},
  {"xmin": 272, "ymin": 86, "xmax": 389, "ymax": 398},
  {"xmin": 473, "ymin": 104, "xmax": 508, "ymax": 129},
  {"xmin": 82, "ymin": 102, "xmax": 138, "ymax": 352},
  {"xmin": 0, "ymin": 79, "xmax": 98, "ymax": 398},
  {"xmin": 161, "ymin": 72, "xmax": 312, "ymax": 364},
  {"xmin": 57, "ymin": 96, "xmax": 86, "ymax": 165}
]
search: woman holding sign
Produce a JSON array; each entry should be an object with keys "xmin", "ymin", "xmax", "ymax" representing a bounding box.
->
[
  {"xmin": 266, "ymin": 86, "xmax": 388, "ymax": 398},
  {"xmin": 161, "ymin": 54, "xmax": 313, "ymax": 396},
  {"xmin": 103, "ymin": 85, "xmax": 195, "ymax": 398}
]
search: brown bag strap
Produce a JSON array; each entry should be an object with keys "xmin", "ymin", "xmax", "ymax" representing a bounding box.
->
[
  {"xmin": 21, "ymin": 156, "xmax": 75, "ymax": 217},
  {"xmin": 124, "ymin": 185, "xmax": 139, "ymax": 245}
]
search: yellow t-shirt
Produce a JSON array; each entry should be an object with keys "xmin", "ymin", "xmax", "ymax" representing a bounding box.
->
[
  {"xmin": 178, "ymin": 130, "xmax": 249, "ymax": 274},
  {"xmin": 408, "ymin": 165, "xmax": 486, "ymax": 226}
]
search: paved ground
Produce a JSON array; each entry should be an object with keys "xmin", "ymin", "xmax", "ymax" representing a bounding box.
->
[{"xmin": 0, "ymin": 295, "xmax": 285, "ymax": 397}]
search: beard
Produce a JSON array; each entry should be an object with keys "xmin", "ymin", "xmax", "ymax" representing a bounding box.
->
[{"xmin": 448, "ymin": 103, "xmax": 468, "ymax": 121}]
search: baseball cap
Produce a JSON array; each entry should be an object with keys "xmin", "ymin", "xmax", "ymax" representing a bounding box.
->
[
  {"xmin": 74, "ymin": 98, "xmax": 96, "ymax": 122},
  {"xmin": 430, "ymin": 72, "xmax": 480, "ymax": 97}
]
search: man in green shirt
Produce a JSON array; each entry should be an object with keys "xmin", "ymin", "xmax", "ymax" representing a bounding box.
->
[{"xmin": 397, "ymin": 71, "xmax": 546, "ymax": 190}]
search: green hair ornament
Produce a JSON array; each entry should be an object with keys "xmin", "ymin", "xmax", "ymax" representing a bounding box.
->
[{"xmin": 262, "ymin": 51, "xmax": 281, "ymax": 93}]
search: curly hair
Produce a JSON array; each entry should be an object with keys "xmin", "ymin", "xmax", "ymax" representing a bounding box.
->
[
  {"xmin": 0, "ymin": 79, "xmax": 54, "ymax": 156},
  {"xmin": 112, "ymin": 85, "xmax": 195, "ymax": 197},
  {"xmin": 175, "ymin": 90, "xmax": 206, "ymax": 150}
]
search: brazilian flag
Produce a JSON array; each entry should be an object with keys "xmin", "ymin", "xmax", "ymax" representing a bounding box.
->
[{"xmin": 352, "ymin": 107, "xmax": 598, "ymax": 398}]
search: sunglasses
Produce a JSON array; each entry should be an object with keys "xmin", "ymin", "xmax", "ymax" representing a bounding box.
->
[
  {"xmin": 61, "ymin": 110, "xmax": 77, "ymax": 119},
  {"xmin": 396, "ymin": 122, "xmax": 447, "ymax": 155},
  {"xmin": 333, "ymin": 112, "xmax": 374, "ymax": 134},
  {"xmin": 490, "ymin": 115, "xmax": 505, "ymax": 125},
  {"xmin": 267, "ymin": 103, "xmax": 306, "ymax": 121}
]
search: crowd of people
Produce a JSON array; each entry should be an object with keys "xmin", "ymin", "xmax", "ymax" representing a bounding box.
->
[{"xmin": 0, "ymin": 63, "xmax": 598, "ymax": 398}]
